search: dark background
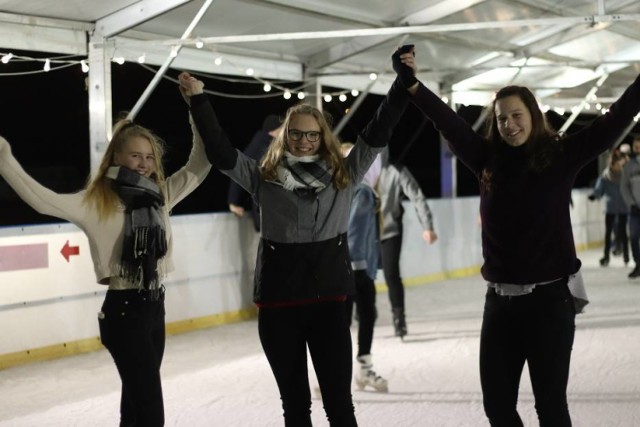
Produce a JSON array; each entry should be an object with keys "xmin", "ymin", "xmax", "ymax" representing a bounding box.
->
[{"xmin": 1, "ymin": 49, "xmax": 638, "ymax": 226}]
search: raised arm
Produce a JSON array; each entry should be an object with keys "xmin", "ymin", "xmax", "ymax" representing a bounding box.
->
[
  {"xmin": 358, "ymin": 48, "xmax": 413, "ymax": 148},
  {"xmin": 179, "ymin": 72, "xmax": 238, "ymax": 170},
  {"xmin": 0, "ymin": 135, "xmax": 83, "ymax": 222},
  {"xmin": 563, "ymin": 73, "xmax": 640, "ymax": 166},
  {"xmin": 393, "ymin": 45, "xmax": 485, "ymax": 174},
  {"xmin": 163, "ymin": 115, "xmax": 213, "ymax": 209}
]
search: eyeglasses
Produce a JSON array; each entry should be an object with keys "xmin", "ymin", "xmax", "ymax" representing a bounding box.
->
[{"xmin": 287, "ymin": 129, "xmax": 321, "ymax": 143}]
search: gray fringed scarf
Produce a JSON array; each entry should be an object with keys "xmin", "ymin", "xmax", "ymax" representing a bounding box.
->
[
  {"xmin": 276, "ymin": 152, "xmax": 333, "ymax": 192},
  {"xmin": 107, "ymin": 166, "xmax": 167, "ymax": 297}
]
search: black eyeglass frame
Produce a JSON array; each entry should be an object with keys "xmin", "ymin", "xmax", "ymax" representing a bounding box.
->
[{"xmin": 287, "ymin": 128, "xmax": 322, "ymax": 143}]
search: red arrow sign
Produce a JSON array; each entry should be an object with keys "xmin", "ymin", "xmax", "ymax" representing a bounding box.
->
[{"xmin": 61, "ymin": 240, "xmax": 80, "ymax": 262}]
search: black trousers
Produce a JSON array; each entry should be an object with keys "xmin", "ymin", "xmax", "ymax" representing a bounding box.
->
[
  {"xmin": 480, "ymin": 279, "xmax": 576, "ymax": 427},
  {"xmin": 99, "ymin": 289, "xmax": 166, "ymax": 427},
  {"xmin": 381, "ymin": 235, "xmax": 404, "ymax": 310},
  {"xmin": 258, "ymin": 301, "xmax": 357, "ymax": 427},
  {"xmin": 604, "ymin": 213, "xmax": 629, "ymax": 262},
  {"xmin": 345, "ymin": 269, "xmax": 377, "ymax": 357}
]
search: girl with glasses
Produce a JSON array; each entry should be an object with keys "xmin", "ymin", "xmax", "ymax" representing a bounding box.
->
[{"xmin": 177, "ymin": 47, "xmax": 411, "ymax": 426}]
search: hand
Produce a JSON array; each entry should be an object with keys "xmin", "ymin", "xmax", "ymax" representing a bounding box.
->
[
  {"xmin": 229, "ymin": 204, "xmax": 245, "ymax": 217},
  {"xmin": 392, "ymin": 44, "xmax": 417, "ymax": 89},
  {"xmin": 422, "ymin": 230, "xmax": 438, "ymax": 244},
  {"xmin": 178, "ymin": 72, "xmax": 204, "ymax": 104}
]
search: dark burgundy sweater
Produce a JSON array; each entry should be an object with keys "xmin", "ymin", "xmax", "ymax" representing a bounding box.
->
[{"xmin": 412, "ymin": 75, "xmax": 640, "ymax": 284}]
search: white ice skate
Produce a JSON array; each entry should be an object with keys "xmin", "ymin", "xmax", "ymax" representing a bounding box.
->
[{"xmin": 355, "ymin": 355, "xmax": 388, "ymax": 392}]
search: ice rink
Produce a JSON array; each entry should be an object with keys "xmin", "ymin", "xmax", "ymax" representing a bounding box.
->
[{"xmin": 1, "ymin": 248, "xmax": 639, "ymax": 427}]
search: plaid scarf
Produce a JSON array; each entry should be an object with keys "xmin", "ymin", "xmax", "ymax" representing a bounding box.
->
[
  {"xmin": 277, "ymin": 153, "xmax": 333, "ymax": 192},
  {"xmin": 107, "ymin": 166, "xmax": 167, "ymax": 297}
]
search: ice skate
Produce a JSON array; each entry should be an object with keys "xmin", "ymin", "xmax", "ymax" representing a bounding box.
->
[
  {"xmin": 355, "ymin": 355, "xmax": 388, "ymax": 392},
  {"xmin": 392, "ymin": 307, "xmax": 407, "ymax": 339}
]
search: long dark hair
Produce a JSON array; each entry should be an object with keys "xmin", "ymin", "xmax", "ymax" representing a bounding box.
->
[{"xmin": 481, "ymin": 86, "xmax": 562, "ymax": 190}]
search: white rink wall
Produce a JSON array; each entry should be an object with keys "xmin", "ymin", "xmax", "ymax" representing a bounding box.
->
[{"xmin": 0, "ymin": 190, "xmax": 603, "ymax": 364}]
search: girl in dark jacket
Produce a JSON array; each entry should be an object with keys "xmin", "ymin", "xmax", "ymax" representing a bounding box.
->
[
  {"xmin": 394, "ymin": 44, "xmax": 640, "ymax": 426},
  {"xmin": 178, "ymin": 47, "xmax": 411, "ymax": 426}
]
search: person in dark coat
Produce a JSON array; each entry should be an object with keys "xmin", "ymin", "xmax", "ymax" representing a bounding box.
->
[{"xmin": 395, "ymin": 44, "xmax": 640, "ymax": 426}]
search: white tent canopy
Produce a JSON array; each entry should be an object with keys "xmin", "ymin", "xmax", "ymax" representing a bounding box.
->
[{"xmin": 1, "ymin": 0, "xmax": 639, "ymax": 168}]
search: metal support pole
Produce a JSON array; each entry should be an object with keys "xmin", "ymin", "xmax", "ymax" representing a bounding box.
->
[
  {"xmin": 128, "ymin": 0, "xmax": 215, "ymax": 120},
  {"xmin": 558, "ymin": 73, "xmax": 609, "ymax": 135}
]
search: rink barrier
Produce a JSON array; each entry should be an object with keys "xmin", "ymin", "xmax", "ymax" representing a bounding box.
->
[
  {"xmin": 0, "ymin": 306, "xmax": 258, "ymax": 370},
  {"xmin": 0, "ymin": 191, "xmax": 604, "ymax": 370}
]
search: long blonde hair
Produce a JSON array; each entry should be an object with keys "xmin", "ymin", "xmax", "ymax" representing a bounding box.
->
[
  {"xmin": 83, "ymin": 120, "xmax": 166, "ymax": 220},
  {"xmin": 260, "ymin": 103, "xmax": 349, "ymax": 190}
]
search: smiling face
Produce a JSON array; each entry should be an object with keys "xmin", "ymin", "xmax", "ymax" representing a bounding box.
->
[
  {"xmin": 494, "ymin": 95, "xmax": 532, "ymax": 147},
  {"xmin": 114, "ymin": 135, "xmax": 156, "ymax": 177},
  {"xmin": 286, "ymin": 113, "xmax": 322, "ymax": 156}
]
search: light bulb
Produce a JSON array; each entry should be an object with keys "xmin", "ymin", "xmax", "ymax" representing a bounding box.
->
[
  {"xmin": 43, "ymin": 59, "xmax": 51, "ymax": 72},
  {"xmin": 1, "ymin": 53, "xmax": 13, "ymax": 64},
  {"xmin": 323, "ymin": 94, "xmax": 332, "ymax": 103},
  {"xmin": 283, "ymin": 91, "xmax": 292, "ymax": 100},
  {"xmin": 297, "ymin": 92, "xmax": 305, "ymax": 100},
  {"xmin": 263, "ymin": 83, "xmax": 271, "ymax": 92},
  {"xmin": 80, "ymin": 60, "xmax": 89, "ymax": 73}
]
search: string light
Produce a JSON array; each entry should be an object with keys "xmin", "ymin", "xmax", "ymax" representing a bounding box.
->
[
  {"xmin": 195, "ymin": 39, "xmax": 204, "ymax": 49},
  {"xmin": 0, "ymin": 50, "xmax": 621, "ymax": 113}
]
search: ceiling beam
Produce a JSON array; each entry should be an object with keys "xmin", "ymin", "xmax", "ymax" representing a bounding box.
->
[
  {"xmin": 0, "ymin": 12, "xmax": 90, "ymax": 55},
  {"xmin": 305, "ymin": 0, "xmax": 489, "ymax": 73},
  {"xmin": 115, "ymin": 13, "xmax": 640, "ymax": 48},
  {"xmin": 95, "ymin": 0, "xmax": 193, "ymax": 38},
  {"xmin": 236, "ymin": 0, "xmax": 390, "ymax": 27}
]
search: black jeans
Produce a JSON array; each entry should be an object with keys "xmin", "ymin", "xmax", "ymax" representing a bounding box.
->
[
  {"xmin": 345, "ymin": 269, "xmax": 377, "ymax": 357},
  {"xmin": 381, "ymin": 235, "xmax": 404, "ymax": 310},
  {"xmin": 604, "ymin": 213, "xmax": 629, "ymax": 262},
  {"xmin": 480, "ymin": 279, "xmax": 575, "ymax": 427},
  {"xmin": 258, "ymin": 301, "xmax": 357, "ymax": 427},
  {"xmin": 99, "ymin": 289, "xmax": 166, "ymax": 427}
]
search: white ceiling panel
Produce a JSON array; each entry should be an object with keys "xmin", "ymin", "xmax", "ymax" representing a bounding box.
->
[{"xmin": 0, "ymin": 0, "xmax": 638, "ymax": 108}]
